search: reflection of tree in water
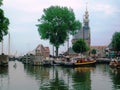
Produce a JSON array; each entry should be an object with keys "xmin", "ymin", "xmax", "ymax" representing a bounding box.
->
[
  {"xmin": 24, "ymin": 65, "xmax": 92, "ymax": 90},
  {"xmin": 40, "ymin": 70, "xmax": 68, "ymax": 90},
  {"xmin": 24, "ymin": 65, "xmax": 50, "ymax": 81},
  {"xmin": 109, "ymin": 68, "xmax": 120, "ymax": 89},
  {"xmin": 0, "ymin": 67, "xmax": 8, "ymax": 90},
  {"xmin": 24, "ymin": 65, "xmax": 68, "ymax": 90},
  {"xmin": 72, "ymin": 67, "xmax": 91, "ymax": 90},
  {"xmin": 0, "ymin": 67, "xmax": 8, "ymax": 77}
]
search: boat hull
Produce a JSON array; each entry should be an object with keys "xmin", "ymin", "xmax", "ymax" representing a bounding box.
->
[
  {"xmin": 63, "ymin": 61, "xmax": 96, "ymax": 67},
  {"xmin": 74, "ymin": 61, "xmax": 96, "ymax": 67},
  {"xmin": 109, "ymin": 60, "xmax": 120, "ymax": 69}
]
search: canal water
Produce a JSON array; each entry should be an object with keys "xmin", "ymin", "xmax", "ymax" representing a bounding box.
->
[{"xmin": 0, "ymin": 61, "xmax": 120, "ymax": 90}]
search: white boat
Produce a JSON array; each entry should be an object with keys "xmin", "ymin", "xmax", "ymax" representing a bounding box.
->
[{"xmin": 109, "ymin": 58, "xmax": 120, "ymax": 69}]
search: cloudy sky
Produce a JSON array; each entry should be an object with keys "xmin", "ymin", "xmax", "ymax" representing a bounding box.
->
[{"xmin": 1, "ymin": 0, "xmax": 120, "ymax": 55}]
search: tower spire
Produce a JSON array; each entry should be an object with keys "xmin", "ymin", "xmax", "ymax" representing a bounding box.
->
[
  {"xmin": 86, "ymin": 2, "xmax": 88, "ymax": 12},
  {"xmin": 83, "ymin": 3, "xmax": 90, "ymax": 47},
  {"xmin": 83, "ymin": 2, "xmax": 89, "ymax": 26}
]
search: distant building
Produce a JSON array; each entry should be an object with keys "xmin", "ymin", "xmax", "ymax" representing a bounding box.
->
[
  {"xmin": 22, "ymin": 44, "xmax": 50, "ymax": 65},
  {"xmin": 35, "ymin": 44, "xmax": 50, "ymax": 58},
  {"xmin": 44, "ymin": 47, "xmax": 50, "ymax": 58},
  {"xmin": 70, "ymin": 6, "xmax": 108, "ymax": 58},
  {"xmin": 90, "ymin": 46, "xmax": 107, "ymax": 58},
  {"xmin": 72, "ymin": 6, "xmax": 90, "ymax": 47},
  {"xmin": 35, "ymin": 44, "xmax": 44, "ymax": 56},
  {"xmin": 64, "ymin": 47, "xmax": 79, "ymax": 57}
]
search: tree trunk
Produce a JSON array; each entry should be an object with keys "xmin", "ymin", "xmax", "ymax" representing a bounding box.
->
[{"xmin": 55, "ymin": 46, "xmax": 59, "ymax": 57}]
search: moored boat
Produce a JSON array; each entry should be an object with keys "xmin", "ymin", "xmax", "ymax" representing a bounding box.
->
[
  {"xmin": 72, "ymin": 56, "xmax": 96, "ymax": 66},
  {"xmin": 41, "ymin": 59, "xmax": 53, "ymax": 66},
  {"xmin": 109, "ymin": 58, "xmax": 120, "ymax": 69},
  {"xmin": 63, "ymin": 56, "xmax": 96, "ymax": 67},
  {"xmin": 63, "ymin": 57, "xmax": 74, "ymax": 67},
  {"xmin": 117, "ymin": 61, "xmax": 120, "ymax": 69}
]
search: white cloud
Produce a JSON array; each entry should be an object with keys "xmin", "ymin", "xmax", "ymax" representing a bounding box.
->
[
  {"xmin": 91, "ymin": 3, "xmax": 117, "ymax": 15},
  {"xmin": 1, "ymin": 0, "xmax": 120, "ymax": 55},
  {"xmin": 3, "ymin": 0, "xmax": 84, "ymax": 13}
]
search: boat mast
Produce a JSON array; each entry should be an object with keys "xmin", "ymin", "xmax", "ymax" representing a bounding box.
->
[
  {"xmin": 8, "ymin": 33, "xmax": 10, "ymax": 56},
  {"xmin": 67, "ymin": 36, "xmax": 69, "ymax": 55}
]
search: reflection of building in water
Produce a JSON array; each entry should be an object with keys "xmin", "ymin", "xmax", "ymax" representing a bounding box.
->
[
  {"xmin": 74, "ymin": 67, "xmax": 95, "ymax": 72},
  {"xmin": 0, "ymin": 67, "xmax": 8, "ymax": 76},
  {"xmin": 0, "ymin": 67, "xmax": 9, "ymax": 90},
  {"xmin": 24, "ymin": 63, "xmax": 93, "ymax": 90}
]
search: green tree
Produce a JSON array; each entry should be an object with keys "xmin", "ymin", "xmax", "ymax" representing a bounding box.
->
[
  {"xmin": 72, "ymin": 38, "xmax": 89, "ymax": 54},
  {"xmin": 111, "ymin": 32, "xmax": 120, "ymax": 51},
  {"xmin": 0, "ymin": 0, "xmax": 3, "ymax": 6},
  {"xmin": 0, "ymin": 0, "xmax": 10, "ymax": 42},
  {"xmin": 37, "ymin": 6, "xmax": 81, "ymax": 56},
  {"xmin": 0, "ymin": 9, "xmax": 9, "ymax": 42}
]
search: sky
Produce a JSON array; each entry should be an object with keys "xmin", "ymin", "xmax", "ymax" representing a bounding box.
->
[{"xmin": 0, "ymin": 0, "xmax": 120, "ymax": 56}]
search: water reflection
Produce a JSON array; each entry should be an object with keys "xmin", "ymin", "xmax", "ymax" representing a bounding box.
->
[
  {"xmin": 24, "ymin": 65, "xmax": 95, "ymax": 90},
  {"xmin": 0, "ymin": 66, "xmax": 8, "ymax": 76},
  {"xmin": 72, "ymin": 67, "xmax": 95, "ymax": 90},
  {"xmin": 0, "ymin": 66, "xmax": 8, "ymax": 90},
  {"xmin": 109, "ymin": 68, "xmax": 120, "ymax": 90},
  {"xmin": 1, "ymin": 61, "xmax": 120, "ymax": 90},
  {"xmin": 24, "ymin": 66, "xmax": 69, "ymax": 90}
]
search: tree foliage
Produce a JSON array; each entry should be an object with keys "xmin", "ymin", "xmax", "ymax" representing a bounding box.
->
[
  {"xmin": 91, "ymin": 49, "xmax": 96, "ymax": 55},
  {"xmin": 72, "ymin": 38, "xmax": 89, "ymax": 54},
  {"xmin": 0, "ymin": 0, "xmax": 2, "ymax": 6},
  {"xmin": 0, "ymin": 9, "xmax": 10, "ymax": 42},
  {"xmin": 0, "ymin": 0, "xmax": 10, "ymax": 42},
  {"xmin": 37, "ymin": 6, "xmax": 81, "ymax": 56},
  {"xmin": 91, "ymin": 49, "xmax": 97, "ymax": 58},
  {"xmin": 111, "ymin": 32, "xmax": 120, "ymax": 51}
]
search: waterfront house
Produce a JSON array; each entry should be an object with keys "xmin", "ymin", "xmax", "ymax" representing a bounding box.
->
[
  {"xmin": 90, "ymin": 46, "xmax": 107, "ymax": 58},
  {"xmin": 33, "ymin": 44, "xmax": 50, "ymax": 65}
]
